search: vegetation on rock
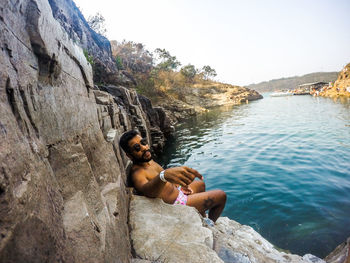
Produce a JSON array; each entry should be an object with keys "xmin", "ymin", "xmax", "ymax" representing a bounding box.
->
[
  {"xmin": 87, "ymin": 12, "xmax": 107, "ymax": 36},
  {"xmin": 110, "ymin": 40, "xmax": 261, "ymax": 113},
  {"xmin": 83, "ymin": 49, "xmax": 94, "ymax": 65}
]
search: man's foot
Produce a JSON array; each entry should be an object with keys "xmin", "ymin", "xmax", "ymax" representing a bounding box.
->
[{"xmin": 203, "ymin": 217, "xmax": 215, "ymax": 227}]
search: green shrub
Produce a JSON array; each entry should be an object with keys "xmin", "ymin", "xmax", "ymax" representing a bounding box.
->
[
  {"xmin": 115, "ymin": 56, "xmax": 124, "ymax": 70},
  {"xmin": 83, "ymin": 49, "xmax": 94, "ymax": 65}
]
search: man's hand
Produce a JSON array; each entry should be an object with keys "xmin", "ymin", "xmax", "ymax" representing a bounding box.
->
[{"xmin": 164, "ymin": 166, "xmax": 203, "ymax": 187}]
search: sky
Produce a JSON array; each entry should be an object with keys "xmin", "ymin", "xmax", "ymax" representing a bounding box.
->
[{"xmin": 73, "ymin": 0, "xmax": 350, "ymax": 86}]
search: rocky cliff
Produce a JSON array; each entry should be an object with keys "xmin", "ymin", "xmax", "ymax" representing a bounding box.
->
[
  {"xmin": 0, "ymin": 0, "xmax": 171, "ymax": 262},
  {"xmin": 320, "ymin": 63, "xmax": 350, "ymax": 98},
  {"xmin": 48, "ymin": 0, "xmax": 133, "ymax": 86}
]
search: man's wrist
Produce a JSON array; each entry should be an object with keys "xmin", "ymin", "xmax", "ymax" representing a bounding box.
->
[{"xmin": 159, "ymin": 170, "xmax": 167, "ymax": 182}]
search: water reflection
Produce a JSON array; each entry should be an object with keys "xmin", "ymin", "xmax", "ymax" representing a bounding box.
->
[{"xmin": 156, "ymin": 103, "xmax": 252, "ymax": 166}]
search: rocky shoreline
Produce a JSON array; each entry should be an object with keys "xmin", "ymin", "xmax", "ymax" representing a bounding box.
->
[
  {"xmin": 319, "ymin": 63, "xmax": 350, "ymax": 98},
  {"xmin": 155, "ymin": 84, "xmax": 263, "ymax": 123},
  {"xmin": 129, "ymin": 196, "xmax": 347, "ymax": 263}
]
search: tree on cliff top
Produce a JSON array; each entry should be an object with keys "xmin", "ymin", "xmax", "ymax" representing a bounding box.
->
[
  {"xmin": 154, "ymin": 48, "xmax": 181, "ymax": 71},
  {"xmin": 113, "ymin": 40, "xmax": 153, "ymax": 75},
  {"xmin": 180, "ymin": 64, "xmax": 197, "ymax": 83},
  {"xmin": 201, "ymin": 65, "xmax": 217, "ymax": 80},
  {"xmin": 87, "ymin": 12, "xmax": 107, "ymax": 36}
]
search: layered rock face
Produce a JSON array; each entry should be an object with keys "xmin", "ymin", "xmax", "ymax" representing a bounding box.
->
[
  {"xmin": 320, "ymin": 63, "xmax": 350, "ymax": 98},
  {"xmin": 0, "ymin": 0, "xmax": 170, "ymax": 262},
  {"xmin": 49, "ymin": 0, "xmax": 133, "ymax": 86},
  {"xmin": 129, "ymin": 196, "xmax": 326, "ymax": 263}
]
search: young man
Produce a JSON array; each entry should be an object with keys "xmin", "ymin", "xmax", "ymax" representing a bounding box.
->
[{"xmin": 119, "ymin": 130, "xmax": 226, "ymax": 222}]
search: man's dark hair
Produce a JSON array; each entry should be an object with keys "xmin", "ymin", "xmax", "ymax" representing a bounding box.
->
[{"xmin": 119, "ymin": 130, "xmax": 139, "ymax": 153}]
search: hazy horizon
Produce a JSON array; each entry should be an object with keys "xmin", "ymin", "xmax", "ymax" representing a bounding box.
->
[
  {"xmin": 245, "ymin": 71, "xmax": 339, "ymax": 86},
  {"xmin": 74, "ymin": 0, "xmax": 350, "ymax": 86}
]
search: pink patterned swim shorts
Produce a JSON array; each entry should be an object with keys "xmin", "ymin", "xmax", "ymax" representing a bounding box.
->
[{"xmin": 173, "ymin": 186, "xmax": 188, "ymax": 205}]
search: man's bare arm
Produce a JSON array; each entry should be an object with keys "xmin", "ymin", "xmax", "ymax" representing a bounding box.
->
[
  {"xmin": 164, "ymin": 166, "xmax": 203, "ymax": 186},
  {"xmin": 132, "ymin": 169, "xmax": 167, "ymax": 198},
  {"xmin": 132, "ymin": 166, "xmax": 203, "ymax": 198}
]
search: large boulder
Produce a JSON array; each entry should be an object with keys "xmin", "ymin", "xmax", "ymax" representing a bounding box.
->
[
  {"xmin": 129, "ymin": 196, "xmax": 325, "ymax": 263},
  {"xmin": 129, "ymin": 196, "xmax": 223, "ymax": 263}
]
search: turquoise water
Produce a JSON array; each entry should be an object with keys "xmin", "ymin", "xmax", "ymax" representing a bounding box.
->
[{"xmin": 156, "ymin": 94, "xmax": 350, "ymax": 257}]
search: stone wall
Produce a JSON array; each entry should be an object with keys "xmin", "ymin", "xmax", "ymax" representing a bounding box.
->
[{"xmin": 0, "ymin": 0, "xmax": 170, "ymax": 262}]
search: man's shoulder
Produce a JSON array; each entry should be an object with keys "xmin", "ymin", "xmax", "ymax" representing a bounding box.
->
[
  {"xmin": 130, "ymin": 163, "xmax": 149, "ymax": 177},
  {"xmin": 130, "ymin": 160, "xmax": 161, "ymax": 177},
  {"xmin": 130, "ymin": 164, "xmax": 143, "ymax": 174}
]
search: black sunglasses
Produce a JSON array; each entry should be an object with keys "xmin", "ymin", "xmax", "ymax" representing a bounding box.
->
[{"xmin": 131, "ymin": 138, "xmax": 148, "ymax": 152}]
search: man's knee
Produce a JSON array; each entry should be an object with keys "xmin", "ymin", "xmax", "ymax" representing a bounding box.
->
[{"xmin": 217, "ymin": 190, "xmax": 226, "ymax": 204}]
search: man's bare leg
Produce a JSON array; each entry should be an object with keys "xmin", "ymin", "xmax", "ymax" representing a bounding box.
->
[
  {"xmin": 186, "ymin": 180, "xmax": 206, "ymax": 216},
  {"xmin": 186, "ymin": 190, "xmax": 226, "ymax": 222},
  {"xmin": 189, "ymin": 180, "xmax": 206, "ymax": 193}
]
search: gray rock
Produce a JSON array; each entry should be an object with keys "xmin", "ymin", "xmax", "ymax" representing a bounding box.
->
[
  {"xmin": 302, "ymin": 254, "xmax": 326, "ymax": 263},
  {"xmin": 324, "ymin": 236, "xmax": 350, "ymax": 263},
  {"xmin": 94, "ymin": 90, "xmax": 114, "ymax": 105},
  {"xmin": 48, "ymin": 0, "xmax": 133, "ymax": 86},
  {"xmin": 216, "ymin": 249, "xmax": 252, "ymax": 263},
  {"xmin": 212, "ymin": 217, "xmax": 315, "ymax": 263},
  {"xmin": 130, "ymin": 197, "xmax": 324, "ymax": 263},
  {"xmin": 0, "ymin": 0, "xmax": 159, "ymax": 261},
  {"xmin": 129, "ymin": 195, "xmax": 223, "ymax": 263},
  {"xmin": 131, "ymin": 259, "xmax": 154, "ymax": 263}
]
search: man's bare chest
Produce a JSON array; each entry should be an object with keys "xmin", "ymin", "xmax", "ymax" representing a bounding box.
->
[
  {"xmin": 132, "ymin": 161, "xmax": 163, "ymax": 180},
  {"xmin": 144, "ymin": 164, "xmax": 163, "ymax": 180}
]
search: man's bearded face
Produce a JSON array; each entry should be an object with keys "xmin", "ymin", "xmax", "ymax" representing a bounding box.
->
[{"xmin": 128, "ymin": 135, "xmax": 152, "ymax": 163}]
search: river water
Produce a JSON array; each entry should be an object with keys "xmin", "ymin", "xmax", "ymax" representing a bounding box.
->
[{"xmin": 156, "ymin": 94, "xmax": 350, "ymax": 257}]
